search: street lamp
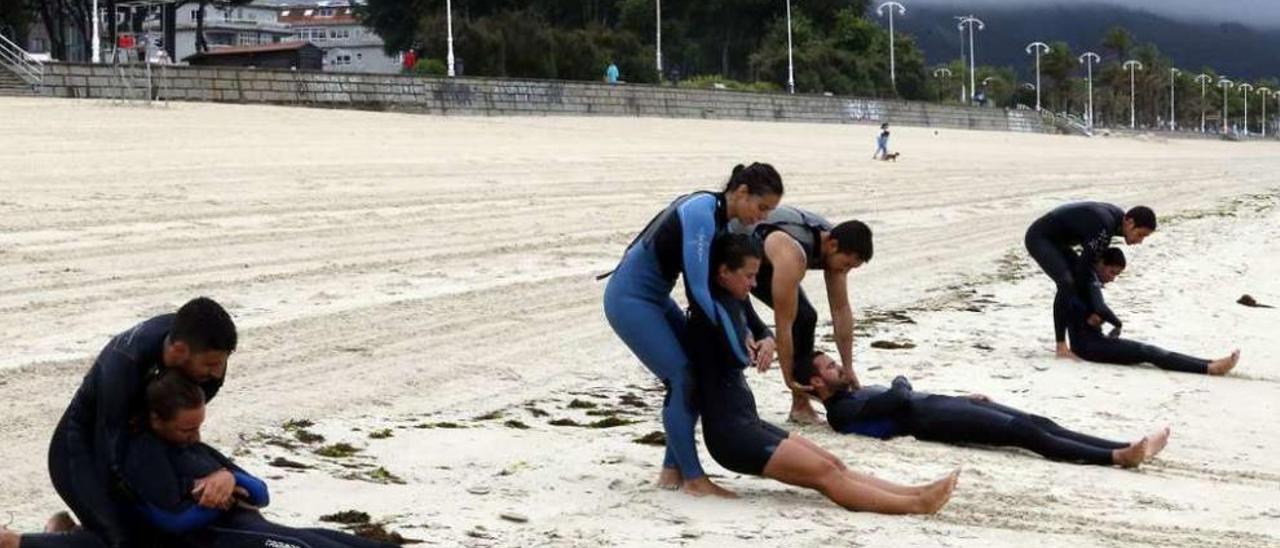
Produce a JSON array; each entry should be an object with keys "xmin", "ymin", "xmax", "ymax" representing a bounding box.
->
[
  {"xmin": 446, "ymin": 0, "xmax": 455, "ymax": 77},
  {"xmin": 1168, "ymin": 68, "xmax": 1179, "ymax": 131},
  {"xmin": 954, "ymin": 18, "xmax": 966, "ymax": 102},
  {"xmin": 786, "ymin": 0, "xmax": 795, "ymax": 94},
  {"xmin": 1259, "ymin": 87, "xmax": 1272, "ymax": 137},
  {"xmin": 1219, "ymin": 78, "xmax": 1233, "ymax": 134},
  {"xmin": 1123, "ymin": 60, "xmax": 1143, "ymax": 129},
  {"xmin": 655, "ymin": 0, "xmax": 662, "ymax": 82},
  {"xmin": 1025, "ymin": 41, "xmax": 1050, "ymax": 111},
  {"xmin": 1079, "ymin": 52, "xmax": 1100, "ymax": 130},
  {"xmin": 958, "ymin": 15, "xmax": 984, "ymax": 104},
  {"xmin": 1239, "ymin": 82, "xmax": 1254, "ymax": 135},
  {"xmin": 92, "ymin": 0, "xmax": 100, "ymax": 63},
  {"xmin": 877, "ymin": 2, "xmax": 907, "ymax": 93},
  {"xmin": 1195, "ymin": 73, "xmax": 1212, "ymax": 133},
  {"xmin": 933, "ymin": 67, "xmax": 952, "ymax": 102}
]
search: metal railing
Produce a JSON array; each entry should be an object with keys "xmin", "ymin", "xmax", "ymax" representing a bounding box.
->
[{"xmin": 0, "ymin": 30, "xmax": 44, "ymax": 85}]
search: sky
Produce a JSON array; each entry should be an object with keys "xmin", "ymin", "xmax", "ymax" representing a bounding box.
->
[{"xmin": 905, "ymin": 0, "xmax": 1280, "ymax": 29}]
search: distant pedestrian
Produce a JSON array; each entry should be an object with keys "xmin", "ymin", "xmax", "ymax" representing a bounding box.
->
[
  {"xmin": 402, "ymin": 49, "xmax": 418, "ymax": 72},
  {"xmin": 873, "ymin": 123, "xmax": 891, "ymax": 160},
  {"xmin": 606, "ymin": 61, "xmax": 620, "ymax": 85}
]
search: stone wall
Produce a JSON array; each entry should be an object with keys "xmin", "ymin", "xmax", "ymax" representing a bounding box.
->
[{"xmin": 36, "ymin": 63, "xmax": 1048, "ymax": 133}]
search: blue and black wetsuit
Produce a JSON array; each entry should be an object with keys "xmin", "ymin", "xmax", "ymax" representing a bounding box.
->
[
  {"xmin": 1024, "ymin": 202, "xmax": 1126, "ymax": 344},
  {"xmin": 123, "ymin": 432, "xmax": 393, "ymax": 548},
  {"xmin": 602, "ymin": 191, "xmax": 745, "ymax": 480},
  {"xmin": 824, "ymin": 377, "xmax": 1128, "ymax": 466},
  {"xmin": 47, "ymin": 314, "xmax": 224, "ymax": 548},
  {"xmin": 1066, "ymin": 265, "xmax": 1211, "ymax": 374},
  {"xmin": 687, "ymin": 288, "xmax": 788, "ymax": 476},
  {"xmin": 735, "ymin": 206, "xmax": 832, "ymax": 382}
]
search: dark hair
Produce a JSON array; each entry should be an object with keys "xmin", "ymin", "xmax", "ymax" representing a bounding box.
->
[
  {"xmin": 724, "ymin": 162, "xmax": 784, "ymax": 197},
  {"xmin": 712, "ymin": 233, "xmax": 762, "ymax": 271},
  {"xmin": 1126, "ymin": 206, "xmax": 1157, "ymax": 230},
  {"xmin": 172, "ymin": 297, "xmax": 237, "ymax": 354},
  {"xmin": 830, "ymin": 220, "xmax": 874, "ymax": 262},
  {"xmin": 1099, "ymin": 247, "xmax": 1127, "ymax": 268},
  {"xmin": 147, "ymin": 368, "xmax": 206, "ymax": 421}
]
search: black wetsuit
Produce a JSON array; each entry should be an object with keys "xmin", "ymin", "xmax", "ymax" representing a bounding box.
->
[
  {"xmin": 1024, "ymin": 202, "xmax": 1125, "ymax": 344},
  {"xmin": 48, "ymin": 314, "xmax": 224, "ymax": 548},
  {"xmin": 687, "ymin": 289, "xmax": 788, "ymax": 476},
  {"xmin": 824, "ymin": 377, "xmax": 1127, "ymax": 466},
  {"xmin": 123, "ymin": 433, "xmax": 393, "ymax": 548},
  {"xmin": 1067, "ymin": 265, "xmax": 1211, "ymax": 374},
  {"xmin": 736, "ymin": 206, "xmax": 832, "ymax": 381}
]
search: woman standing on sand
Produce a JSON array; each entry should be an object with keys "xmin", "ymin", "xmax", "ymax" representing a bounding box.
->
[{"xmin": 601, "ymin": 163, "xmax": 783, "ymax": 498}]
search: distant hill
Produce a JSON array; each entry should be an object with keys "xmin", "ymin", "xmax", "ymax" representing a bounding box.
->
[{"xmin": 889, "ymin": 3, "xmax": 1280, "ymax": 80}]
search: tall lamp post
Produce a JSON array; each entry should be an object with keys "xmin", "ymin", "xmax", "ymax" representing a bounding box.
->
[
  {"xmin": 446, "ymin": 0, "xmax": 455, "ymax": 77},
  {"xmin": 1079, "ymin": 52, "xmax": 1099, "ymax": 130},
  {"xmin": 1239, "ymin": 83, "xmax": 1255, "ymax": 135},
  {"xmin": 958, "ymin": 15, "xmax": 984, "ymax": 104},
  {"xmin": 1026, "ymin": 41, "xmax": 1050, "ymax": 111},
  {"xmin": 1194, "ymin": 73, "xmax": 1212, "ymax": 133},
  {"xmin": 1219, "ymin": 78, "xmax": 1233, "ymax": 134},
  {"xmin": 785, "ymin": 0, "xmax": 795, "ymax": 94},
  {"xmin": 933, "ymin": 67, "xmax": 952, "ymax": 103},
  {"xmin": 954, "ymin": 18, "xmax": 966, "ymax": 102},
  {"xmin": 1168, "ymin": 68, "xmax": 1180, "ymax": 131},
  {"xmin": 877, "ymin": 2, "xmax": 907, "ymax": 93},
  {"xmin": 1123, "ymin": 60, "xmax": 1143, "ymax": 129},
  {"xmin": 655, "ymin": 0, "xmax": 662, "ymax": 82},
  {"xmin": 1259, "ymin": 87, "xmax": 1272, "ymax": 137}
]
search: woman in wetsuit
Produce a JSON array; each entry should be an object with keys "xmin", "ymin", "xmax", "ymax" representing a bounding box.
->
[
  {"xmin": 1067, "ymin": 248, "xmax": 1239, "ymax": 375},
  {"xmin": 602, "ymin": 163, "xmax": 783, "ymax": 497},
  {"xmin": 687, "ymin": 234, "xmax": 958, "ymax": 514}
]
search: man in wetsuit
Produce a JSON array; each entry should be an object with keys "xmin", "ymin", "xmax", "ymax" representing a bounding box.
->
[
  {"xmin": 1068, "ymin": 248, "xmax": 1240, "ymax": 375},
  {"xmin": 1024, "ymin": 202, "xmax": 1156, "ymax": 359},
  {"xmin": 806, "ymin": 353, "xmax": 1163, "ymax": 467},
  {"xmin": 46, "ymin": 297, "xmax": 238, "ymax": 548},
  {"xmin": 735, "ymin": 206, "xmax": 872, "ymax": 423}
]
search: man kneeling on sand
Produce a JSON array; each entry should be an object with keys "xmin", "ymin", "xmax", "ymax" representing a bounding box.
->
[{"xmin": 806, "ymin": 352, "xmax": 1170, "ymax": 468}]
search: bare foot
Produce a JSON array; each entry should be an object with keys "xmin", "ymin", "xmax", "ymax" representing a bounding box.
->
[
  {"xmin": 1208, "ymin": 350, "xmax": 1240, "ymax": 376},
  {"xmin": 682, "ymin": 476, "xmax": 738, "ymax": 499},
  {"xmin": 1144, "ymin": 427, "xmax": 1172, "ymax": 460},
  {"xmin": 1113, "ymin": 438, "xmax": 1149, "ymax": 468},
  {"xmin": 656, "ymin": 467, "xmax": 682, "ymax": 490},
  {"xmin": 1, "ymin": 528, "xmax": 20, "ymax": 548},
  {"xmin": 919, "ymin": 469, "xmax": 961, "ymax": 514},
  {"xmin": 787, "ymin": 399, "xmax": 821, "ymax": 424},
  {"xmin": 1055, "ymin": 343, "xmax": 1079, "ymax": 361}
]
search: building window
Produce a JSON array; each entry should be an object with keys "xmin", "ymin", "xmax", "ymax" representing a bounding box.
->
[
  {"xmin": 190, "ymin": 9, "xmax": 199, "ymax": 20},
  {"xmin": 31, "ymin": 37, "xmax": 49, "ymax": 53},
  {"xmin": 281, "ymin": 10, "xmax": 291, "ymax": 16},
  {"xmin": 319, "ymin": 8, "xmax": 334, "ymax": 16}
]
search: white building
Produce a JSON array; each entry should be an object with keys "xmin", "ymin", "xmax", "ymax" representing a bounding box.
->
[
  {"xmin": 165, "ymin": 2, "xmax": 295, "ymax": 63},
  {"xmin": 277, "ymin": 1, "xmax": 401, "ymax": 74}
]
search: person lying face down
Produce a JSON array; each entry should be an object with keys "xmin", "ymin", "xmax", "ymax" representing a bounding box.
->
[
  {"xmin": 125, "ymin": 370, "xmax": 396, "ymax": 548},
  {"xmin": 1067, "ymin": 247, "xmax": 1240, "ymax": 375},
  {"xmin": 806, "ymin": 352, "xmax": 1169, "ymax": 468},
  {"xmin": 683, "ymin": 233, "xmax": 958, "ymax": 515}
]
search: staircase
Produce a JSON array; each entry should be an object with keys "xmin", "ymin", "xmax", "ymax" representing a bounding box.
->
[{"xmin": 0, "ymin": 30, "xmax": 42, "ymax": 97}]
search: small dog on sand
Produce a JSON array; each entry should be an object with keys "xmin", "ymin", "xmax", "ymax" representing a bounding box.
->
[{"xmin": 882, "ymin": 152, "xmax": 900, "ymax": 162}]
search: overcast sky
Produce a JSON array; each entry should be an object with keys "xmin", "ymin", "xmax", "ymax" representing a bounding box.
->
[{"xmin": 905, "ymin": 0, "xmax": 1280, "ymax": 29}]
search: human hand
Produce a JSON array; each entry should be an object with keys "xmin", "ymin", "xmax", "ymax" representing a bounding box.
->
[
  {"xmin": 193, "ymin": 469, "xmax": 236, "ymax": 510},
  {"xmin": 1087, "ymin": 314, "xmax": 1103, "ymax": 327},
  {"xmin": 752, "ymin": 338, "xmax": 777, "ymax": 373}
]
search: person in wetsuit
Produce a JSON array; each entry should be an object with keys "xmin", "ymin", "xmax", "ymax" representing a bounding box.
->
[
  {"xmin": 687, "ymin": 233, "xmax": 958, "ymax": 514},
  {"xmin": 1067, "ymin": 248, "xmax": 1240, "ymax": 375},
  {"xmin": 806, "ymin": 353, "xmax": 1167, "ymax": 467},
  {"xmin": 1024, "ymin": 202, "xmax": 1156, "ymax": 360},
  {"xmin": 732, "ymin": 206, "xmax": 872, "ymax": 424},
  {"xmin": 45, "ymin": 297, "xmax": 238, "ymax": 548},
  {"xmin": 121, "ymin": 369, "xmax": 394, "ymax": 548},
  {"xmin": 601, "ymin": 163, "xmax": 784, "ymax": 497}
]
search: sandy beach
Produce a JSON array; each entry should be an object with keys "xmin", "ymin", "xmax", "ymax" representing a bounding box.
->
[{"xmin": 1, "ymin": 97, "xmax": 1277, "ymax": 546}]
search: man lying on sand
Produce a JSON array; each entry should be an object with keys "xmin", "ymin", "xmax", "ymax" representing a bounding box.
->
[
  {"xmin": 685, "ymin": 233, "xmax": 957, "ymax": 513},
  {"xmin": 806, "ymin": 352, "xmax": 1169, "ymax": 468},
  {"xmin": 1068, "ymin": 248, "xmax": 1240, "ymax": 375}
]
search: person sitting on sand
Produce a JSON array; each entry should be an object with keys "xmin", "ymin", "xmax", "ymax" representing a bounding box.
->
[
  {"xmin": 806, "ymin": 352, "xmax": 1168, "ymax": 468},
  {"xmin": 1068, "ymin": 248, "xmax": 1239, "ymax": 375},
  {"xmin": 686, "ymin": 233, "xmax": 958, "ymax": 514}
]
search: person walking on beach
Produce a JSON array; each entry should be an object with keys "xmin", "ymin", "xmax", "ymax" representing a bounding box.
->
[
  {"xmin": 45, "ymin": 297, "xmax": 238, "ymax": 548},
  {"xmin": 605, "ymin": 61, "xmax": 620, "ymax": 84},
  {"xmin": 602, "ymin": 163, "xmax": 783, "ymax": 498},
  {"xmin": 734, "ymin": 206, "xmax": 872, "ymax": 424},
  {"xmin": 873, "ymin": 123, "xmax": 891, "ymax": 159},
  {"xmin": 1024, "ymin": 202, "xmax": 1156, "ymax": 360}
]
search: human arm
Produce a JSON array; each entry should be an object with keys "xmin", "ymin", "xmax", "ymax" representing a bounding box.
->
[
  {"xmin": 677, "ymin": 194, "xmax": 751, "ymax": 366},
  {"xmin": 743, "ymin": 298, "xmax": 776, "ymax": 372},
  {"xmin": 765, "ymin": 235, "xmax": 810, "ymax": 393},
  {"xmin": 824, "ymin": 268, "xmax": 860, "ymax": 389}
]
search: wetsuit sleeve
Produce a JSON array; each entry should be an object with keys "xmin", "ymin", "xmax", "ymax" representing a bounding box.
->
[
  {"xmin": 93, "ymin": 346, "xmax": 142, "ymax": 488},
  {"xmin": 857, "ymin": 376, "xmax": 915, "ymax": 417},
  {"xmin": 678, "ymin": 195, "xmax": 750, "ymax": 365},
  {"xmin": 195, "ymin": 444, "xmax": 269, "ymax": 507},
  {"xmin": 1077, "ymin": 262, "xmax": 1122, "ymax": 329},
  {"xmin": 743, "ymin": 298, "xmax": 773, "ymax": 341},
  {"xmin": 137, "ymin": 504, "xmax": 222, "ymax": 534},
  {"xmin": 124, "ymin": 435, "xmax": 223, "ymax": 534}
]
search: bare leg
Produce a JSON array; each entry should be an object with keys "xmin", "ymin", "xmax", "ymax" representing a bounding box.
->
[
  {"xmin": 656, "ymin": 467, "xmax": 681, "ymax": 490},
  {"xmin": 1144, "ymin": 427, "xmax": 1171, "ymax": 460},
  {"xmin": 762, "ymin": 436, "xmax": 955, "ymax": 514},
  {"xmin": 1057, "ymin": 341, "xmax": 1079, "ymax": 360},
  {"xmin": 788, "ymin": 394, "xmax": 820, "ymax": 424},
  {"xmin": 1208, "ymin": 350, "xmax": 1240, "ymax": 376},
  {"xmin": 1, "ymin": 528, "xmax": 19, "ymax": 548},
  {"xmin": 1111, "ymin": 437, "xmax": 1149, "ymax": 468},
  {"xmin": 787, "ymin": 435, "xmax": 935, "ymax": 496},
  {"xmin": 44, "ymin": 512, "xmax": 77, "ymax": 534},
  {"xmin": 682, "ymin": 476, "xmax": 738, "ymax": 498}
]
